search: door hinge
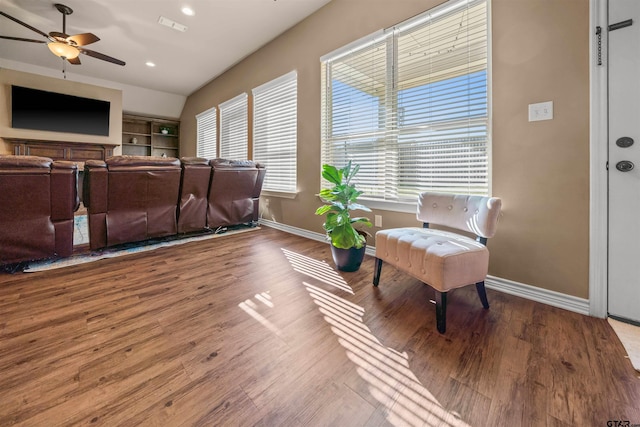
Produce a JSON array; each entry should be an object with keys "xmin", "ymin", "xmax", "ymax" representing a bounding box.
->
[{"xmin": 606, "ymin": 161, "xmax": 609, "ymax": 171}]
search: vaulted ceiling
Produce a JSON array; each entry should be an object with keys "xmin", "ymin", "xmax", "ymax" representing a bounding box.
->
[{"xmin": 0, "ymin": 0, "xmax": 331, "ymax": 96}]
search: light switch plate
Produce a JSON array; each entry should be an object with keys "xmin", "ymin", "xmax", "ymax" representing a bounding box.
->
[{"xmin": 528, "ymin": 101, "xmax": 553, "ymax": 122}]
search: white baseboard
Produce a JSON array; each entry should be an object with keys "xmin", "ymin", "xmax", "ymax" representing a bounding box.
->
[
  {"xmin": 485, "ymin": 275, "xmax": 590, "ymax": 316},
  {"xmin": 259, "ymin": 219, "xmax": 377, "ymax": 257},
  {"xmin": 259, "ymin": 219, "xmax": 591, "ymax": 316}
]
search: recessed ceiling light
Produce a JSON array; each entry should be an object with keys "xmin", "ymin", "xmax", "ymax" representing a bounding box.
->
[
  {"xmin": 146, "ymin": 61, "xmax": 156, "ymax": 67},
  {"xmin": 181, "ymin": 6, "xmax": 195, "ymax": 16}
]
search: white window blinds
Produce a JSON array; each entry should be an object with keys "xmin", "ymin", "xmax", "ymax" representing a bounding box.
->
[
  {"xmin": 219, "ymin": 93, "xmax": 248, "ymax": 160},
  {"xmin": 321, "ymin": 0, "xmax": 489, "ymax": 203},
  {"xmin": 253, "ymin": 71, "xmax": 298, "ymax": 193},
  {"xmin": 196, "ymin": 106, "xmax": 217, "ymax": 159}
]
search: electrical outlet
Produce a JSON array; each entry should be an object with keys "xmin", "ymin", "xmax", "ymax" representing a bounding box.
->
[{"xmin": 374, "ymin": 215, "xmax": 382, "ymax": 227}]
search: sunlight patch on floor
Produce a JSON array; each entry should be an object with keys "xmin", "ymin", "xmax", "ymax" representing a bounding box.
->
[
  {"xmin": 281, "ymin": 248, "xmax": 354, "ymax": 294},
  {"xmin": 254, "ymin": 292, "xmax": 274, "ymax": 308},
  {"xmin": 238, "ymin": 291, "xmax": 282, "ymax": 337},
  {"xmin": 283, "ymin": 248, "xmax": 469, "ymax": 427}
]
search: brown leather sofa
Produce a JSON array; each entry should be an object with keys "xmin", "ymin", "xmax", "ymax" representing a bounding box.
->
[
  {"xmin": 83, "ymin": 156, "xmax": 266, "ymax": 250},
  {"xmin": 208, "ymin": 159, "xmax": 266, "ymax": 229},
  {"xmin": 83, "ymin": 156, "xmax": 182, "ymax": 250},
  {"xmin": 0, "ymin": 155, "xmax": 78, "ymax": 265}
]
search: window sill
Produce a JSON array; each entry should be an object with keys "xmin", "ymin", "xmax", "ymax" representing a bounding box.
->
[
  {"xmin": 361, "ymin": 199, "xmax": 417, "ymax": 214},
  {"xmin": 261, "ymin": 190, "xmax": 298, "ymax": 200},
  {"xmin": 315, "ymin": 194, "xmax": 417, "ymax": 215}
]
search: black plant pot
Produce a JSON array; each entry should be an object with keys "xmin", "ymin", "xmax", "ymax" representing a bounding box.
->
[{"xmin": 330, "ymin": 243, "xmax": 366, "ymax": 272}]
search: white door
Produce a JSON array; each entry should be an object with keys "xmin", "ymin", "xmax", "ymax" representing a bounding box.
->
[{"xmin": 608, "ymin": 0, "xmax": 640, "ymax": 323}]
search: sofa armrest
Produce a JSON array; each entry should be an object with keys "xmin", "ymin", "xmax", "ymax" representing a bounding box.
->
[
  {"xmin": 51, "ymin": 161, "xmax": 79, "ymax": 220},
  {"xmin": 83, "ymin": 160, "xmax": 107, "ymax": 211},
  {"xmin": 251, "ymin": 164, "xmax": 266, "ymax": 222},
  {"xmin": 252, "ymin": 164, "xmax": 266, "ymax": 198},
  {"xmin": 84, "ymin": 160, "xmax": 108, "ymax": 250},
  {"xmin": 178, "ymin": 157, "xmax": 211, "ymax": 233},
  {"xmin": 49, "ymin": 161, "xmax": 78, "ymax": 257}
]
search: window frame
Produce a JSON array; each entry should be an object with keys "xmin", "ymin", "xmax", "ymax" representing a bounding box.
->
[{"xmin": 320, "ymin": 0, "xmax": 491, "ymax": 212}]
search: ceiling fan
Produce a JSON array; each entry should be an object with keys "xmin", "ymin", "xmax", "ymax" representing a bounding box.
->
[{"xmin": 0, "ymin": 3, "xmax": 125, "ymax": 66}]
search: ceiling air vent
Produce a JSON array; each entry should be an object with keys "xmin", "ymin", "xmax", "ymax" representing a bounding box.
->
[{"xmin": 158, "ymin": 16, "xmax": 188, "ymax": 32}]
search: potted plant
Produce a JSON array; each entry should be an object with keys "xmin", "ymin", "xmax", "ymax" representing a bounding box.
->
[{"xmin": 315, "ymin": 161, "xmax": 372, "ymax": 272}]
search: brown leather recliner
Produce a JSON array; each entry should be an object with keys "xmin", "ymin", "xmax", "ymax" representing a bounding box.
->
[
  {"xmin": 0, "ymin": 155, "xmax": 78, "ymax": 265},
  {"xmin": 177, "ymin": 157, "xmax": 211, "ymax": 234},
  {"xmin": 207, "ymin": 159, "xmax": 266, "ymax": 229},
  {"xmin": 83, "ymin": 156, "xmax": 182, "ymax": 250}
]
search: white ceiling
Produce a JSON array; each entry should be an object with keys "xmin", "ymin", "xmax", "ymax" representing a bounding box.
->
[{"xmin": 0, "ymin": 0, "xmax": 331, "ymax": 96}]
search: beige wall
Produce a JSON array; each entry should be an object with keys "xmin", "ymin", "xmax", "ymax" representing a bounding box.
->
[
  {"xmin": 491, "ymin": 1, "xmax": 590, "ymax": 297},
  {"xmin": 0, "ymin": 68, "xmax": 122, "ymax": 153},
  {"xmin": 180, "ymin": 0, "xmax": 590, "ymax": 299}
]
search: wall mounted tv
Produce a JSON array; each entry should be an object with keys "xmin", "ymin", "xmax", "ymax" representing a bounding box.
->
[{"xmin": 11, "ymin": 85, "xmax": 110, "ymax": 136}]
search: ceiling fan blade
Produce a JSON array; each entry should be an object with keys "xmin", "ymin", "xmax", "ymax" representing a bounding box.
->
[
  {"xmin": 0, "ymin": 35, "xmax": 46, "ymax": 43},
  {"xmin": 68, "ymin": 33, "xmax": 99, "ymax": 46},
  {"xmin": 0, "ymin": 11, "xmax": 50, "ymax": 39},
  {"xmin": 79, "ymin": 48, "xmax": 125, "ymax": 66},
  {"xmin": 67, "ymin": 56, "xmax": 81, "ymax": 65}
]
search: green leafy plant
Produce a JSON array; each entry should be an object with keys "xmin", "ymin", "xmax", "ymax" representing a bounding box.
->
[{"xmin": 315, "ymin": 161, "xmax": 372, "ymax": 249}]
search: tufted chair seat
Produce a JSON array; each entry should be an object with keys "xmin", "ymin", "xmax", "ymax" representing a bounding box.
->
[{"xmin": 373, "ymin": 192, "xmax": 502, "ymax": 333}]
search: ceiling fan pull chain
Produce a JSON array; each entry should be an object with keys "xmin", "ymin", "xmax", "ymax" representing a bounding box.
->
[{"xmin": 62, "ymin": 58, "xmax": 67, "ymax": 79}]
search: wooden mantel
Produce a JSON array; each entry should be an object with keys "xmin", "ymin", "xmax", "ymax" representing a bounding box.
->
[{"xmin": 5, "ymin": 138, "xmax": 117, "ymax": 164}]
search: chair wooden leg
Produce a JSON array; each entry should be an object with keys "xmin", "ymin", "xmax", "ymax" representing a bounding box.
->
[
  {"xmin": 475, "ymin": 281, "xmax": 490, "ymax": 309},
  {"xmin": 435, "ymin": 290, "xmax": 447, "ymax": 333},
  {"xmin": 373, "ymin": 258, "xmax": 383, "ymax": 287}
]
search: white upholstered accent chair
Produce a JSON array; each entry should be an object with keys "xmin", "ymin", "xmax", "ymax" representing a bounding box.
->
[{"xmin": 373, "ymin": 192, "xmax": 502, "ymax": 333}]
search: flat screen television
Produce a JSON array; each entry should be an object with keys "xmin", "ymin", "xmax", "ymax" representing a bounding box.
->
[{"xmin": 11, "ymin": 85, "xmax": 110, "ymax": 136}]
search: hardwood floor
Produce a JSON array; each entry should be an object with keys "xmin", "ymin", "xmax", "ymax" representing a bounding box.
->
[{"xmin": 1, "ymin": 226, "xmax": 639, "ymax": 426}]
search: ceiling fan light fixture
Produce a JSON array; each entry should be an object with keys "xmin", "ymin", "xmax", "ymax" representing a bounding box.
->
[{"xmin": 48, "ymin": 41, "xmax": 79, "ymax": 59}]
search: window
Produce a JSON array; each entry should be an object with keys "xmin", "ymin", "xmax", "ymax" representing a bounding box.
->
[
  {"xmin": 253, "ymin": 71, "xmax": 298, "ymax": 194},
  {"xmin": 219, "ymin": 93, "xmax": 248, "ymax": 160},
  {"xmin": 321, "ymin": 0, "xmax": 489, "ymax": 205},
  {"xmin": 196, "ymin": 106, "xmax": 217, "ymax": 158}
]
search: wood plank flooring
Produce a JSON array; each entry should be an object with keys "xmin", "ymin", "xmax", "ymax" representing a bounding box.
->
[{"xmin": 1, "ymin": 226, "xmax": 639, "ymax": 426}]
